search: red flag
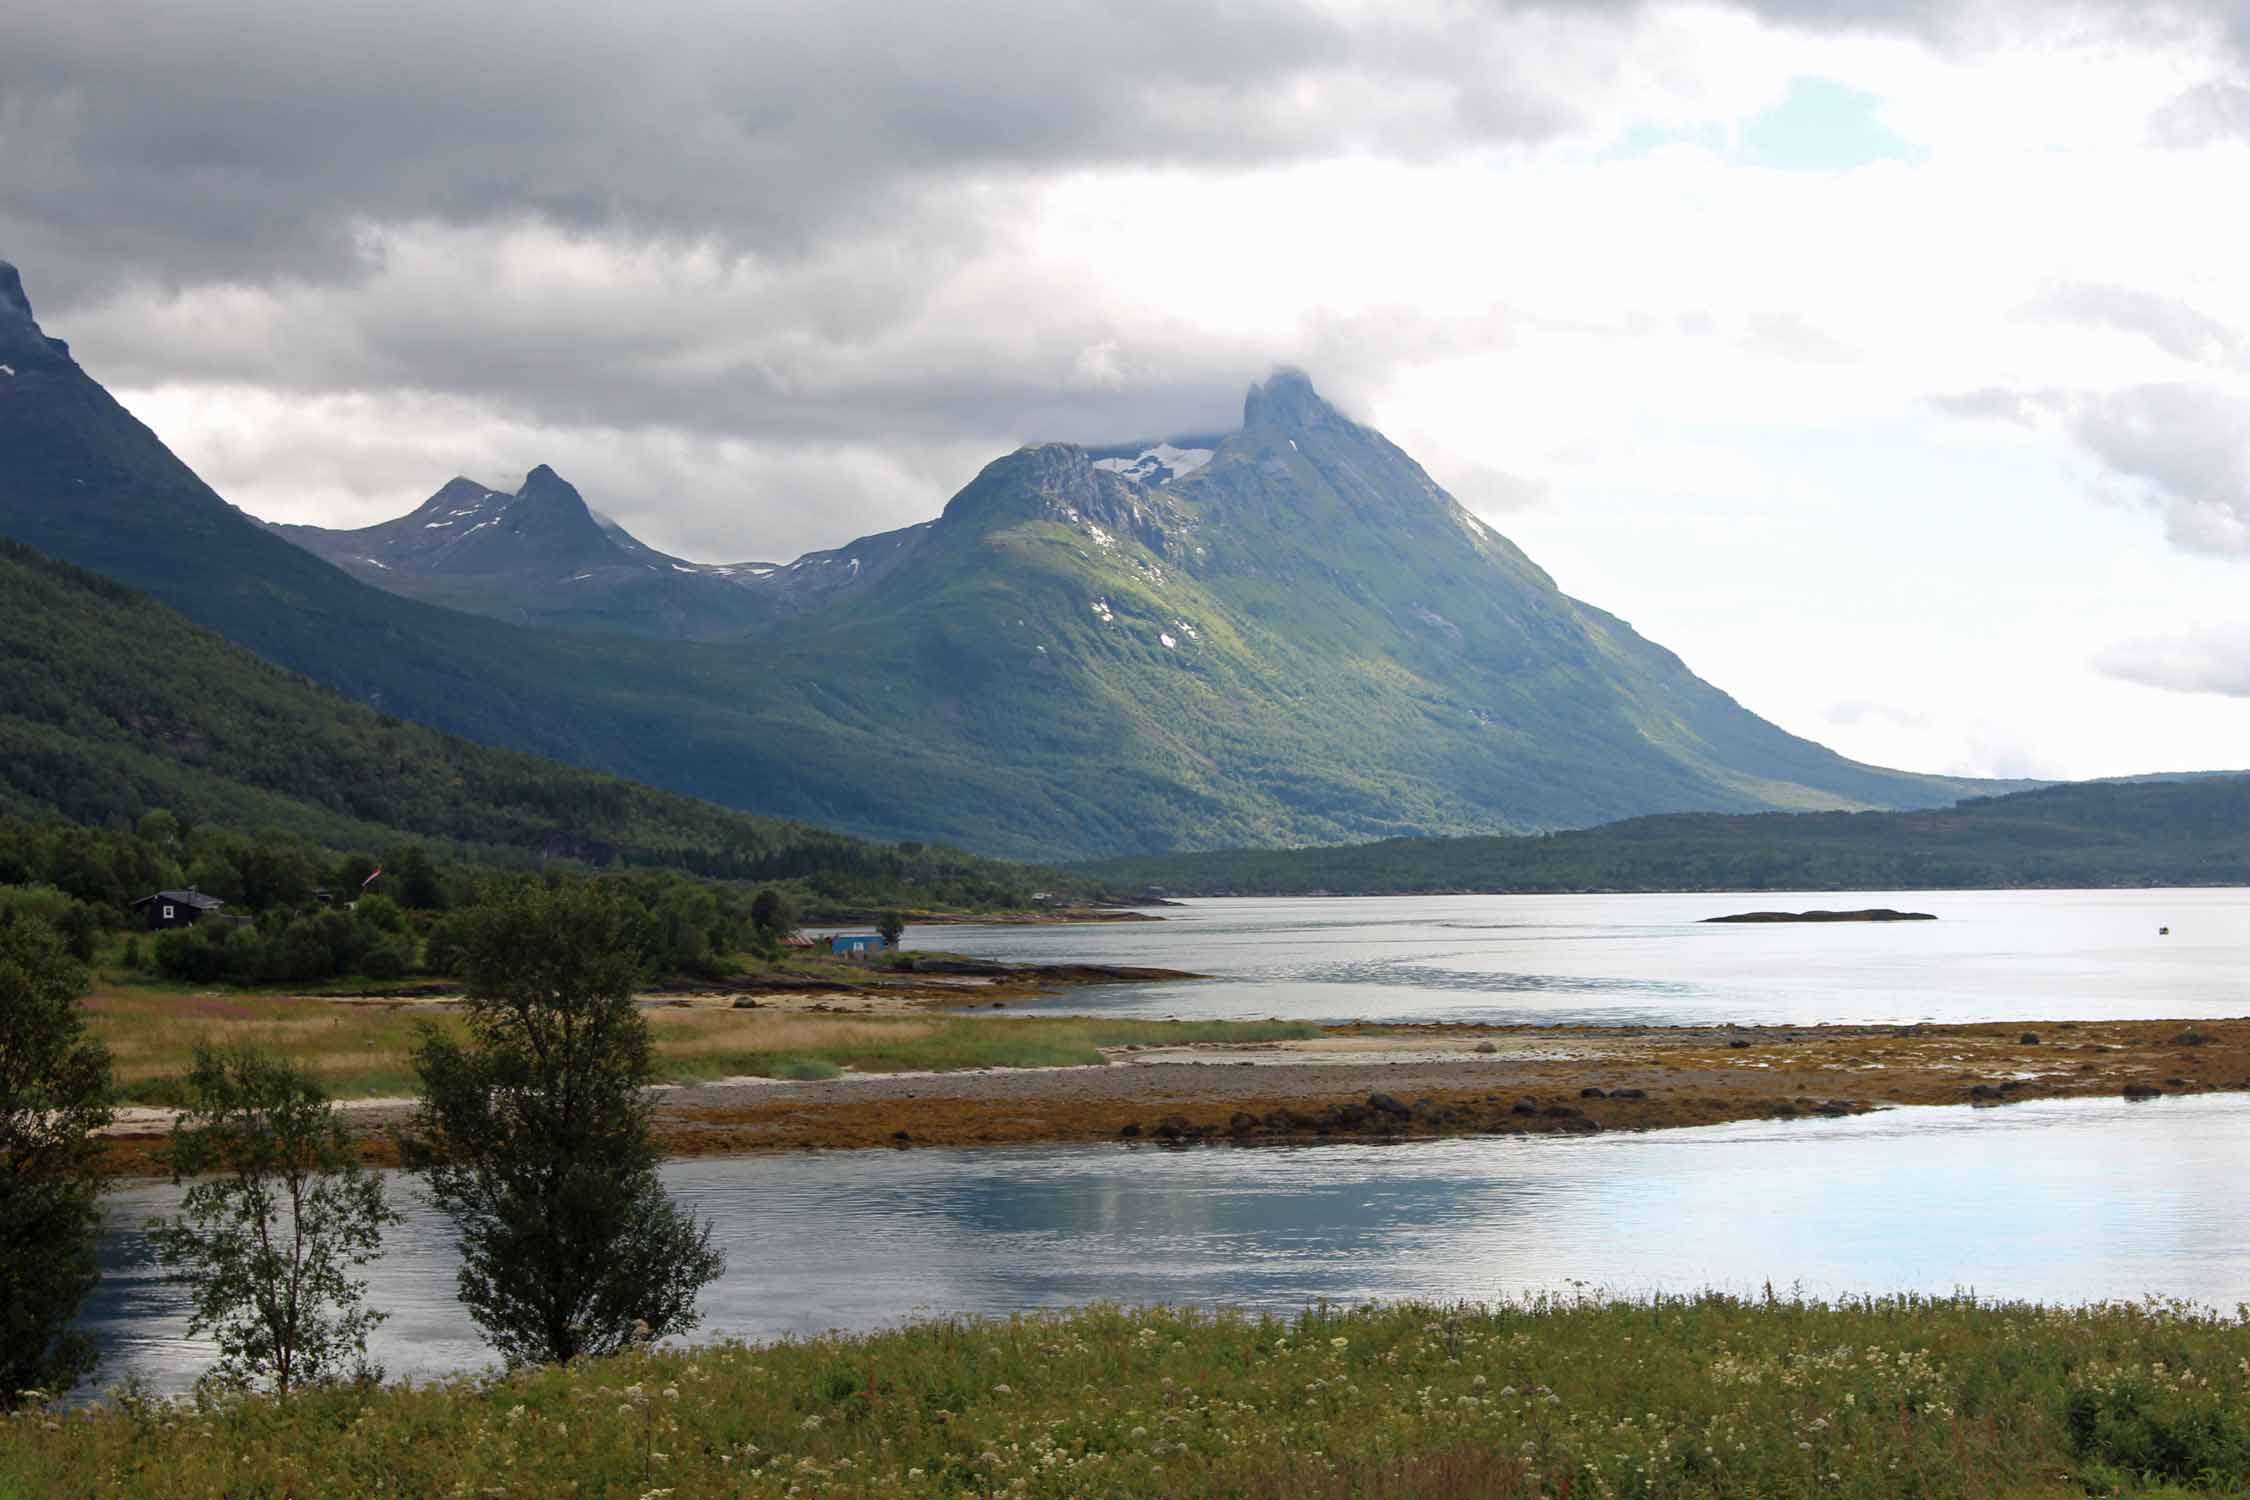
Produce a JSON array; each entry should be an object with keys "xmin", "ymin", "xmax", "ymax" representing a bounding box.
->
[{"xmin": 361, "ymin": 865, "xmax": 383, "ymax": 889}]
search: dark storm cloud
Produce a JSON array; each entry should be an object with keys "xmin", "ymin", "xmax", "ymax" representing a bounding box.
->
[
  {"xmin": 12, "ymin": 0, "xmax": 2237, "ymax": 305},
  {"xmin": 0, "ymin": 0, "xmax": 1612, "ymax": 307}
]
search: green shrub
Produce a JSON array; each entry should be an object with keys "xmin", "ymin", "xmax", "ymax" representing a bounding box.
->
[{"xmin": 358, "ymin": 940, "xmax": 413, "ymax": 982}]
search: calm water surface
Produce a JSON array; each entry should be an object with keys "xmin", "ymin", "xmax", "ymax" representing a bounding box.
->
[
  {"xmin": 908, "ymin": 890, "xmax": 2250, "ymax": 1026},
  {"xmin": 83, "ymin": 1094, "xmax": 2250, "ymax": 1393}
]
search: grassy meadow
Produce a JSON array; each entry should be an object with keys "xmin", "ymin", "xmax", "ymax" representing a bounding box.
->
[
  {"xmin": 84, "ymin": 984, "xmax": 1318, "ymax": 1105},
  {"xmin": 7, "ymin": 1295, "xmax": 2248, "ymax": 1497}
]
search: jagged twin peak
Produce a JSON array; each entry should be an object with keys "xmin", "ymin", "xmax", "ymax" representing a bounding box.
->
[{"xmin": 269, "ymin": 458, "xmax": 931, "ymax": 639}]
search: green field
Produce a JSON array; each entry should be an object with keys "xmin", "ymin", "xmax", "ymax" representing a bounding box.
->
[
  {"xmin": 85, "ymin": 981, "xmax": 1316, "ymax": 1105},
  {"xmin": 5, "ymin": 1296, "xmax": 2244, "ymax": 1496}
]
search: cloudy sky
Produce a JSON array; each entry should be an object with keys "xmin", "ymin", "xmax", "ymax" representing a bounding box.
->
[{"xmin": 6, "ymin": 0, "xmax": 2250, "ymax": 782}]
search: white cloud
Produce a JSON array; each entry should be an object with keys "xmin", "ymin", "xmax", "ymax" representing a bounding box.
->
[
  {"xmin": 8, "ymin": 0, "xmax": 2250, "ymax": 780},
  {"xmin": 2097, "ymin": 628, "xmax": 2250, "ymax": 698}
]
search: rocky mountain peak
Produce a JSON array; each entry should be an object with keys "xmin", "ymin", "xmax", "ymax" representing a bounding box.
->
[
  {"xmin": 516, "ymin": 464, "xmax": 587, "ymax": 509},
  {"xmin": 0, "ymin": 262, "xmax": 33, "ymax": 327},
  {"xmin": 1242, "ymin": 367, "xmax": 1346, "ymax": 433}
]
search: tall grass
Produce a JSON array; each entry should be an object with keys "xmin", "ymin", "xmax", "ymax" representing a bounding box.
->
[
  {"xmin": 83, "ymin": 989, "xmax": 1321, "ymax": 1103},
  {"xmin": 6, "ymin": 1295, "xmax": 2245, "ymax": 1496},
  {"xmin": 649, "ymin": 1014, "xmax": 1321, "ymax": 1084}
]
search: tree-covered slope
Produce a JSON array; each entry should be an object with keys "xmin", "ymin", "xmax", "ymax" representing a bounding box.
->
[
  {"xmin": 1073, "ymin": 776, "xmax": 2250, "ymax": 894},
  {"xmin": 0, "ymin": 260, "xmax": 2002, "ymax": 859},
  {"xmin": 0, "ymin": 535, "xmax": 1033, "ymax": 898}
]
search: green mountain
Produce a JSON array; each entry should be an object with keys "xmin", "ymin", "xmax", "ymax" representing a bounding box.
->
[
  {"xmin": 0, "ymin": 260, "xmax": 1999, "ymax": 859},
  {"xmin": 267, "ymin": 465, "xmax": 927, "ymax": 640},
  {"xmin": 0, "ymin": 533, "xmax": 1033, "ymax": 900},
  {"xmin": 1074, "ymin": 776, "xmax": 2250, "ymax": 895}
]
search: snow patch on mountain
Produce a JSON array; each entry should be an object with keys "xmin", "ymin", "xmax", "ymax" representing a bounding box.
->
[{"xmin": 1090, "ymin": 443, "xmax": 1214, "ymax": 486}]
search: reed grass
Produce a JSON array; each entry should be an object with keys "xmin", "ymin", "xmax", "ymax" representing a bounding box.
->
[
  {"xmin": 7, "ymin": 1294, "xmax": 2243, "ymax": 1496},
  {"xmin": 81, "ymin": 987, "xmax": 1320, "ymax": 1104}
]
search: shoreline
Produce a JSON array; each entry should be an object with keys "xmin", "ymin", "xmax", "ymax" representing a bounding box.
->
[{"xmin": 92, "ymin": 1015, "xmax": 2250, "ymax": 1177}]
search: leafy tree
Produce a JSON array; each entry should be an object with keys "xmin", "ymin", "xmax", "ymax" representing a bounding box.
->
[
  {"xmin": 407, "ymin": 880, "xmax": 723, "ymax": 1367},
  {"xmin": 383, "ymin": 845, "xmax": 447, "ymax": 911},
  {"xmin": 0, "ymin": 915, "xmax": 110, "ymax": 1406},
  {"xmin": 333, "ymin": 854, "xmax": 379, "ymax": 899},
  {"xmin": 877, "ymin": 909, "xmax": 905, "ymax": 948},
  {"xmin": 748, "ymin": 886, "xmax": 796, "ymax": 938},
  {"xmin": 352, "ymin": 893, "xmax": 407, "ymax": 936},
  {"xmin": 147, "ymin": 1046, "xmax": 400, "ymax": 1394}
]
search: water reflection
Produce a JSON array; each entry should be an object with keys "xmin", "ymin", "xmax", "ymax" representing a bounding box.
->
[
  {"xmin": 909, "ymin": 890, "xmax": 2250, "ymax": 1025},
  {"xmin": 81, "ymin": 1094, "xmax": 2250, "ymax": 1394}
]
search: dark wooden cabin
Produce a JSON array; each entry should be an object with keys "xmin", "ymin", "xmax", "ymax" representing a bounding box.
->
[{"xmin": 130, "ymin": 889, "xmax": 227, "ymax": 930}]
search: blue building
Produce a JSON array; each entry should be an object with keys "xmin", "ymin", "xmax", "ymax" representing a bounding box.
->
[{"xmin": 831, "ymin": 933, "xmax": 888, "ymax": 957}]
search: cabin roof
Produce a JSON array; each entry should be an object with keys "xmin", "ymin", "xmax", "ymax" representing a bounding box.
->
[{"xmin": 132, "ymin": 889, "xmax": 227, "ymax": 910}]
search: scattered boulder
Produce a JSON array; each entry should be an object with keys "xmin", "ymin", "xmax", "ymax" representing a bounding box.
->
[
  {"xmin": 2019, "ymin": 1033, "xmax": 2041, "ymax": 1046},
  {"xmin": 1227, "ymin": 1111, "xmax": 1260, "ymax": 1137},
  {"xmin": 731, "ymin": 997, "xmax": 762, "ymax": 1010},
  {"xmin": 1119, "ymin": 1122, "xmax": 1142, "ymax": 1138},
  {"xmin": 1727, "ymin": 1039, "xmax": 1752, "ymax": 1050},
  {"xmin": 1579, "ymin": 1086, "xmax": 1608, "ymax": 1099},
  {"xmin": 1511, "ymin": 1098, "xmax": 1540, "ymax": 1116},
  {"xmin": 1473, "ymin": 1040, "xmax": 1499, "ymax": 1055},
  {"xmin": 1367, "ymin": 1091, "xmax": 1412, "ymax": 1120},
  {"xmin": 1152, "ymin": 1115, "xmax": 1192, "ymax": 1140},
  {"xmin": 2121, "ymin": 1084, "xmax": 2163, "ymax": 1101},
  {"xmin": 1968, "ymin": 1084, "xmax": 2001, "ymax": 1102},
  {"xmin": 2174, "ymin": 1029, "xmax": 2213, "ymax": 1047},
  {"xmin": 1334, "ymin": 1102, "xmax": 1370, "ymax": 1128},
  {"xmin": 1609, "ymin": 1087, "xmax": 1648, "ymax": 1101}
]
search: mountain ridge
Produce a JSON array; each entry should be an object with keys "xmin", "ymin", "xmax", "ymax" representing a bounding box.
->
[
  {"xmin": 1070, "ymin": 775, "xmax": 2250, "ymax": 895},
  {"xmin": 0, "ymin": 260, "xmax": 2015, "ymax": 859},
  {"xmin": 272, "ymin": 462, "xmax": 927, "ymax": 639}
]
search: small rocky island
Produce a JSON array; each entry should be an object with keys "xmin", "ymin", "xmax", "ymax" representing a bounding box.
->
[{"xmin": 1702, "ymin": 909, "xmax": 1937, "ymax": 924}]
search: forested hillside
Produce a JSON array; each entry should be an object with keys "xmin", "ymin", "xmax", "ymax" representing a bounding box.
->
[
  {"xmin": 1075, "ymin": 777, "xmax": 2250, "ymax": 895},
  {"xmin": 0, "ymin": 538, "xmax": 1037, "ymax": 905}
]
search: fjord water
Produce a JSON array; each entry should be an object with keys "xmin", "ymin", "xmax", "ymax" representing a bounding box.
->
[
  {"xmin": 912, "ymin": 890, "xmax": 2250, "ymax": 1026},
  {"xmin": 84, "ymin": 1095, "xmax": 2250, "ymax": 1393}
]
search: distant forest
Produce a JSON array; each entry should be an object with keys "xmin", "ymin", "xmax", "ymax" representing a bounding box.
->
[
  {"xmin": 1073, "ymin": 777, "xmax": 2250, "ymax": 896},
  {"xmin": 0, "ymin": 538, "xmax": 1045, "ymax": 912}
]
